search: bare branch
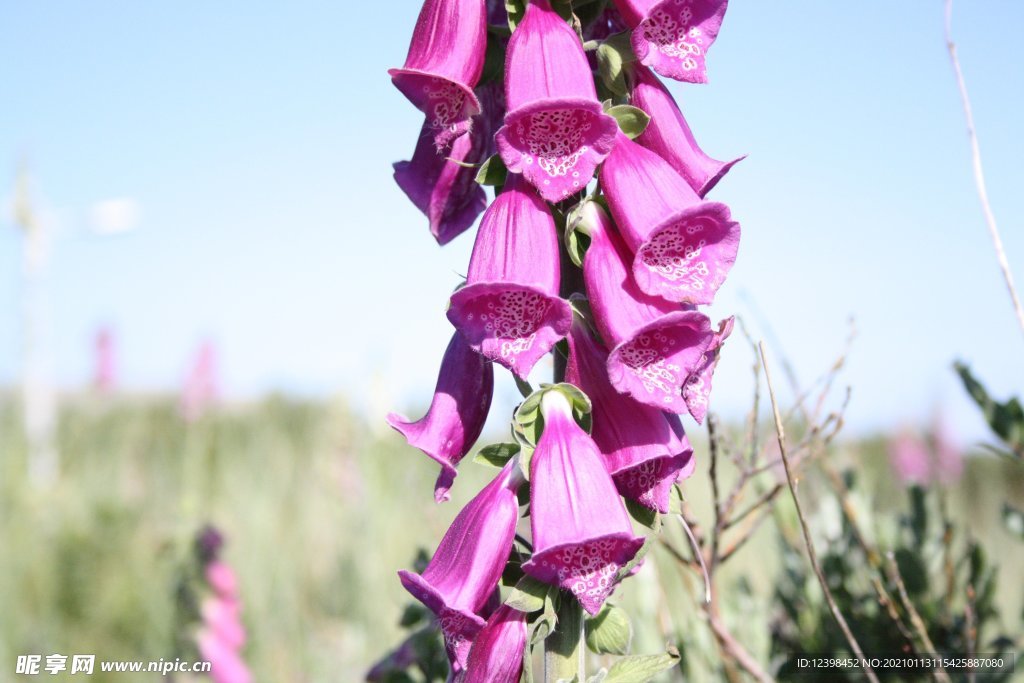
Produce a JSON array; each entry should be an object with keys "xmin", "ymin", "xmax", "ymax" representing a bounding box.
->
[
  {"xmin": 944, "ymin": 0, "xmax": 1024, "ymax": 339},
  {"xmin": 760, "ymin": 342, "xmax": 880, "ymax": 683},
  {"xmin": 885, "ymin": 552, "xmax": 952, "ymax": 683}
]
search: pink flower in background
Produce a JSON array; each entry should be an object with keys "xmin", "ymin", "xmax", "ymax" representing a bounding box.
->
[
  {"xmin": 494, "ymin": 0, "xmax": 618, "ymax": 202},
  {"xmin": 193, "ymin": 529, "xmax": 250, "ymax": 683},
  {"xmin": 630, "ymin": 64, "xmax": 744, "ymax": 197},
  {"xmin": 933, "ymin": 414, "xmax": 963, "ymax": 485},
  {"xmin": 580, "ymin": 201, "xmax": 713, "ymax": 414},
  {"xmin": 523, "ymin": 391, "xmax": 644, "ymax": 614},
  {"xmin": 614, "ymin": 0, "xmax": 729, "ymax": 83},
  {"xmin": 398, "ymin": 461, "xmax": 523, "ymax": 675},
  {"xmin": 181, "ymin": 340, "xmax": 219, "ymax": 422},
  {"xmin": 390, "ymin": 0, "xmax": 488, "ymax": 149},
  {"xmin": 387, "ymin": 332, "xmax": 494, "ymax": 502},
  {"xmin": 600, "ymin": 131, "xmax": 740, "ymax": 305},
  {"xmin": 889, "ymin": 431, "xmax": 932, "ymax": 486},
  {"xmin": 463, "ymin": 604, "xmax": 527, "ymax": 683},
  {"xmin": 447, "ymin": 174, "xmax": 573, "ymax": 378},
  {"xmin": 565, "ymin": 316, "xmax": 694, "ymax": 512},
  {"xmin": 93, "ymin": 326, "xmax": 116, "ymax": 393}
]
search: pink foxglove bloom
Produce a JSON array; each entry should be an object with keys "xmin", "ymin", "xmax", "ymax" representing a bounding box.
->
[
  {"xmin": 566, "ymin": 317, "xmax": 694, "ymax": 512},
  {"xmin": 523, "ymin": 391, "xmax": 644, "ymax": 614},
  {"xmin": 181, "ymin": 340, "xmax": 219, "ymax": 422},
  {"xmin": 631, "ymin": 65, "xmax": 743, "ymax": 197},
  {"xmin": 614, "ymin": 0, "xmax": 729, "ymax": 83},
  {"xmin": 933, "ymin": 415, "xmax": 963, "ymax": 485},
  {"xmin": 398, "ymin": 461, "xmax": 524, "ymax": 674},
  {"xmin": 195, "ymin": 535, "xmax": 251, "ymax": 683},
  {"xmin": 581, "ymin": 201, "xmax": 713, "ymax": 414},
  {"xmin": 447, "ymin": 174, "xmax": 573, "ymax": 378},
  {"xmin": 494, "ymin": 0, "xmax": 618, "ymax": 202},
  {"xmin": 387, "ymin": 332, "xmax": 494, "ymax": 502},
  {"xmin": 601, "ymin": 132, "xmax": 740, "ymax": 305},
  {"xmin": 464, "ymin": 604, "xmax": 527, "ymax": 683},
  {"xmin": 682, "ymin": 315, "xmax": 733, "ymax": 423},
  {"xmin": 394, "ymin": 117, "xmax": 489, "ymax": 245},
  {"xmin": 93, "ymin": 327, "xmax": 116, "ymax": 393},
  {"xmin": 889, "ymin": 431, "xmax": 932, "ymax": 486},
  {"xmin": 390, "ymin": 0, "xmax": 487, "ymax": 149}
]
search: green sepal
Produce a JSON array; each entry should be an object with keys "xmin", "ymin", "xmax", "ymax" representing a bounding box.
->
[
  {"xmin": 473, "ymin": 442, "xmax": 521, "ymax": 468},
  {"xmin": 505, "ymin": 575, "xmax": 553, "ymax": 614},
  {"xmin": 584, "ymin": 604, "xmax": 632, "ymax": 655},
  {"xmin": 605, "ymin": 104, "xmax": 650, "ymax": 139},
  {"xmin": 476, "ymin": 154, "xmax": 508, "ymax": 187}
]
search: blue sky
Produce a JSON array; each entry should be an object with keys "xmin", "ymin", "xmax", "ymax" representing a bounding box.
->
[{"xmin": 0, "ymin": 1, "xmax": 1022, "ymax": 445}]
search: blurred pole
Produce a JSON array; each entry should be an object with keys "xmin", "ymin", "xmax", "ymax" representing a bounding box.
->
[{"xmin": 13, "ymin": 166, "xmax": 59, "ymax": 487}]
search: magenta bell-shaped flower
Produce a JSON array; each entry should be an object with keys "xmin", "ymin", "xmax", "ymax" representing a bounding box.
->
[
  {"xmin": 580, "ymin": 201, "xmax": 714, "ymax": 414},
  {"xmin": 398, "ymin": 461, "xmax": 524, "ymax": 674},
  {"xmin": 614, "ymin": 0, "xmax": 729, "ymax": 83},
  {"xmin": 447, "ymin": 174, "xmax": 573, "ymax": 378},
  {"xmin": 600, "ymin": 131, "xmax": 740, "ymax": 305},
  {"xmin": 389, "ymin": 0, "xmax": 488, "ymax": 149},
  {"xmin": 394, "ymin": 117, "xmax": 489, "ymax": 246},
  {"xmin": 566, "ymin": 317, "xmax": 694, "ymax": 512},
  {"xmin": 494, "ymin": 0, "xmax": 619, "ymax": 203},
  {"xmin": 387, "ymin": 332, "xmax": 494, "ymax": 502},
  {"xmin": 683, "ymin": 315, "xmax": 733, "ymax": 423},
  {"xmin": 523, "ymin": 391, "xmax": 644, "ymax": 615},
  {"xmin": 631, "ymin": 65, "xmax": 743, "ymax": 197},
  {"xmin": 463, "ymin": 604, "xmax": 527, "ymax": 683}
]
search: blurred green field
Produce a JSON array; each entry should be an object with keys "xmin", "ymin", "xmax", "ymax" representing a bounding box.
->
[{"xmin": 1, "ymin": 394, "xmax": 1021, "ymax": 682}]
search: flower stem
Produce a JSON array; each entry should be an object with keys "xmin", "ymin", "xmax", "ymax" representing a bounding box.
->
[{"xmin": 544, "ymin": 593, "xmax": 584, "ymax": 682}]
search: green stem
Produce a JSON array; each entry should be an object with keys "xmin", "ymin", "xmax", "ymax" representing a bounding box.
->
[{"xmin": 544, "ymin": 593, "xmax": 584, "ymax": 682}]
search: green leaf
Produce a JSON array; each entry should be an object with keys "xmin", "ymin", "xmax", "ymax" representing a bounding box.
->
[
  {"xmin": 473, "ymin": 442, "xmax": 521, "ymax": 468},
  {"xmin": 564, "ymin": 200, "xmax": 592, "ymax": 267},
  {"xmin": 506, "ymin": 575, "xmax": 552, "ymax": 613},
  {"xmin": 625, "ymin": 499, "xmax": 659, "ymax": 530},
  {"xmin": 605, "ymin": 104, "xmax": 650, "ymax": 139},
  {"xmin": 586, "ymin": 672, "xmax": 609, "ymax": 683},
  {"xmin": 584, "ymin": 605, "xmax": 632, "ymax": 655},
  {"xmin": 954, "ymin": 361, "xmax": 1024, "ymax": 459},
  {"xmin": 476, "ymin": 154, "xmax": 508, "ymax": 187},
  {"xmin": 529, "ymin": 590, "xmax": 558, "ymax": 645},
  {"xmin": 603, "ymin": 650, "xmax": 681, "ymax": 682}
]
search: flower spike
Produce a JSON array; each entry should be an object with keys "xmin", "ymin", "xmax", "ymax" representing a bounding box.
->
[
  {"xmin": 389, "ymin": 0, "xmax": 488, "ymax": 149},
  {"xmin": 447, "ymin": 174, "xmax": 573, "ymax": 378},
  {"xmin": 387, "ymin": 332, "xmax": 494, "ymax": 502},
  {"xmin": 600, "ymin": 131, "xmax": 740, "ymax": 305},
  {"xmin": 494, "ymin": 0, "xmax": 619, "ymax": 202},
  {"xmin": 463, "ymin": 604, "xmax": 528, "ymax": 682}
]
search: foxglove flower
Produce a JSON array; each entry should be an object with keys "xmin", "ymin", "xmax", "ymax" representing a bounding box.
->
[
  {"xmin": 388, "ymin": 332, "xmax": 494, "ymax": 502},
  {"xmin": 181, "ymin": 340, "xmax": 218, "ymax": 422},
  {"xmin": 398, "ymin": 461, "xmax": 523, "ymax": 674},
  {"xmin": 93, "ymin": 327, "xmax": 116, "ymax": 393},
  {"xmin": 580, "ymin": 201, "xmax": 713, "ymax": 414},
  {"xmin": 566, "ymin": 317, "xmax": 694, "ymax": 511},
  {"xmin": 193, "ymin": 531, "xmax": 251, "ymax": 683},
  {"xmin": 447, "ymin": 174, "xmax": 572, "ymax": 378},
  {"xmin": 889, "ymin": 431, "xmax": 931, "ymax": 486},
  {"xmin": 463, "ymin": 605, "xmax": 527, "ymax": 683},
  {"xmin": 614, "ymin": 0, "xmax": 729, "ymax": 83},
  {"xmin": 631, "ymin": 65, "xmax": 743, "ymax": 197},
  {"xmin": 523, "ymin": 391, "xmax": 644, "ymax": 614},
  {"xmin": 494, "ymin": 0, "xmax": 619, "ymax": 202},
  {"xmin": 600, "ymin": 131, "xmax": 740, "ymax": 305},
  {"xmin": 390, "ymin": 0, "xmax": 488, "ymax": 149},
  {"xmin": 682, "ymin": 316, "xmax": 733, "ymax": 423}
]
